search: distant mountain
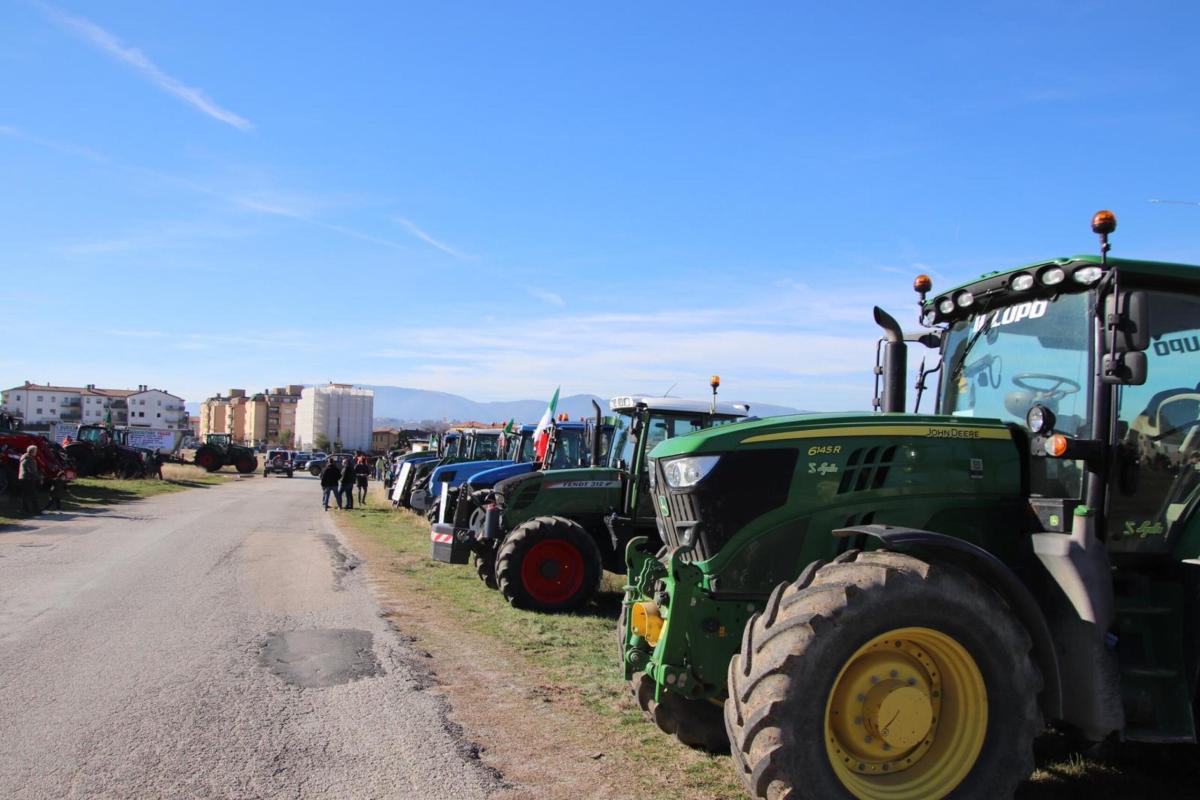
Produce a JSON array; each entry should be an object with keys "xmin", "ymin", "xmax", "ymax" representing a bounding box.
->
[{"xmin": 363, "ymin": 385, "xmax": 800, "ymax": 425}]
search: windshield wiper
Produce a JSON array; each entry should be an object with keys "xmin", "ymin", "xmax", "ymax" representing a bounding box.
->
[{"xmin": 948, "ymin": 311, "xmax": 994, "ymax": 382}]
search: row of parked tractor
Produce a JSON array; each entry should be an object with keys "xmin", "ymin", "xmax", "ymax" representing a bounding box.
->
[
  {"xmin": 390, "ymin": 213, "xmax": 1200, "ymax": 800},
  {"xmin": 0, "ymin": 423, "xmax": 272, "ymax": 502}
]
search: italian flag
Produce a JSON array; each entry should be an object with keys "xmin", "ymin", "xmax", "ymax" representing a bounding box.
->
[
  {"xmin": 533, "ymin": 387, "xmax": 560, "ymax": 462},
  {"xmin": 498, "ymin": 418, "xmax": 516, "ymax": 452}
]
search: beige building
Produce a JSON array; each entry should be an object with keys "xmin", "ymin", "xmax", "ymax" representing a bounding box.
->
[
  {"xmin": 2, "ymin": 381, "xmax": 186, "ymax": 431},
  {"xmin": 199, "ymin": 385, "xmax": 304, "ymax": 446},
  {"xmin": 199, "ymin": 394, "xmax": 230, "ymax": 438}
]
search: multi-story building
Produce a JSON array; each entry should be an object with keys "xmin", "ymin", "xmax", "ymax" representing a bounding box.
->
[
  {"xmin": 295, "ymin": 384, "xmax": 374, "ymax": 452},
  {"xmin": 199, "ymin": 394, "xmax": 230, "ymax": 438},
  {"xmin": 1, "ymin": 381, "xmax": 186, "ymax": 430},
  {"xmin": 200, "ymin": 385, "xmax": 305, "ymax": 446}
]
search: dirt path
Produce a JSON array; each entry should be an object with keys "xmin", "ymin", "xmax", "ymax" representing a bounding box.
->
[{"xmin": 334, "ymin": 508, "xmax": 737, "ymax": 800}]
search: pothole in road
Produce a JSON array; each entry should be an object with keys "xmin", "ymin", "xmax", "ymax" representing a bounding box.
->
[{"xmin": 259, "ymin": 628, "xmax": 384, "ymax": 688}]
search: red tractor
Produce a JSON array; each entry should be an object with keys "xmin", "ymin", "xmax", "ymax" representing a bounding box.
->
[{"xmin": 0, "ymin": 430, "xmax": 76, "ymax": 496}]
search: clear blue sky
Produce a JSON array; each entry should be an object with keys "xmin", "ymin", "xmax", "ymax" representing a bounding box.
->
[{"xmin": 3, "ymin": 1, "xmax": 1198, "ymax": 410}]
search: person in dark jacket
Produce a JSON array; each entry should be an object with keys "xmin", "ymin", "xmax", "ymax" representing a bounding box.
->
[
  {"xmin": 320, "ymin": 459, "xmax": 342, "ymax": 510},
  {"xmin": 18, "ymin": 445, "xmax": 41, "ymax": 514},
  {"xmin": 340, "ymin": 456, "xmax": 356, "ymax": 509},
  {"xmin": 354, "ymin": 456, "xmax": 371, "ymax": 504}
]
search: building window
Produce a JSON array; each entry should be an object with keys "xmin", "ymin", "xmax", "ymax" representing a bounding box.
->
[
  {"xmin": 37, "ymin": 396, "xmax": 43, "ymax": 401},
  {"xmin": 36, "ymin": 408, "xmax": 42, "ymax": 414}
]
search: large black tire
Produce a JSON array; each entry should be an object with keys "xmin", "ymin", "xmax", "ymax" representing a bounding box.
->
[
  {"xmin": 473, "ymin": 550, "xmax": 497, "ymax": 590},
  {"xmin": 495, "ymin": 516, "xmax": 603, "ymax": 612},
  {"xmin": 64, "ymin": 444, "xmax": 96, "ymax": 477},
  {"xmin": 234, "ymin": 455, "xmax": 257, "ymax": 474},
  {"xmin": 195, "ymin": 446, "xmax": 222, "ymax": 472},
  {"xmin": 725, "ymin": 550, "xmax": 1041, "ymax": 800},
  {"xmin": 310, "ymin": 463, "xmax": 322, "ymax": 477},
  {"xmin": 0, "ymin": 466, "xmax": 11, "ymax": 495}
]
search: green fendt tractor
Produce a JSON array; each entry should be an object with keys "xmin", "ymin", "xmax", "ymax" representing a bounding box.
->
[
  {"xmin": 473, "ymin": 389, "xmax": 749, "ymax": 612},
  {"xmin": 193, "ymin": 433, "xmax": 258, "ymax": 474},
  {"xmin": 621, "ymin": 211, "xmax": 1200, "ymax": 799}
]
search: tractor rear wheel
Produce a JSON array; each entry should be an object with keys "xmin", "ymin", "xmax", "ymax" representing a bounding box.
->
[
  {"xmin": 473, "ymin": 550, "xmax": 497, "ymax": 590},
  {"xmin": 195, "ymin": 446, "xmax": 222, "ymax": 472},
  {"xmin": 235, "ymin": 454, "xmax": 257, "ymax": 474},
  {"xmin": 64, "ymin": 444, "xmax": 96, "ymax": 477},
  {"xmin": 725, "ymin": 550, "xmax": 1041, "ymax": 800},
  {"xmin": 495, "ymin": 516, "xmax": 602, "ymax": 612},
  {"xmin": 0, "ymin": 466, "xmax": 11, "ymax": 495}
]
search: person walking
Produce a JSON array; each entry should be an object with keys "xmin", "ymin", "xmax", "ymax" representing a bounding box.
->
[
  {"xmin": 340, "ymin": 456, "xmax": 357, "ymax": 510},
  {"xmin": 374, "ymin": 455, "xmax": 385, "ymax": 481},
  {"xmin": 18, "ymin": 444, "xmax": 41, "ymax": 515},
  {"xmin": 355, "ymin": 456, "xmax": 371, "ymax": 505},
  {"xmin": 320, "ymin": 458, "xmax": 342, "ymax": 510}
]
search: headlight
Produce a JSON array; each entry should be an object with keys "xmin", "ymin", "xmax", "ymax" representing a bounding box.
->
[
  {"xmin": 1073, "ymin": 265, "xmax": 1104, "ymax": 285},
  {"xmin": 648, "ymin": 461, "xmax": 657, "ymax": 492},
  {"xmin": 938, "ymin": 298, "xmax": 955, "ymax": 314},
  {"xmin": 663, "ymin": 455, "xmax": 720, "ymax": 489},
  {"xmin": 1011, "ymin": 273, "xmax": 1034, "ymax": 291},
  {"xmin": 955, "ymin": 291, "xmax": 975, "ymax": 308},
  {"xmin": 1040, "ymin": 267, "xmax": 1066, "ymax": 286}
]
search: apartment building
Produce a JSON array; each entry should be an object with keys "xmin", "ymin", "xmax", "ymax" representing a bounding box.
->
[
  {"xmin": 1, "ymin": 381, "xmax": 187, "ymax": 430},
  {"xmin": 199, "ymin": 385, "xmax": 305, "ymax": 446},
  {"xmin": 295, "ymin": 384, "xmax": 374, "ymax": 452}
]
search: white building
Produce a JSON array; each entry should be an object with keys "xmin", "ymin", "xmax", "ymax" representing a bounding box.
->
[
  {"xmin": 294, "ymin": 383, "xmax": 374, "ymax": 452},
  {"xmin": 1, "ymin": 381, "xmax": 187, "ymax": 430}
]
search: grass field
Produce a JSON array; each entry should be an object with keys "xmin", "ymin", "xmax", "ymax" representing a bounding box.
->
[
  {"xmin": 0, "ymin": 463, "xmax": 228, "ymax": 528},
  {"xmin": 340, "ymin": 492, "xmax": 1198, "ymax": 799}
]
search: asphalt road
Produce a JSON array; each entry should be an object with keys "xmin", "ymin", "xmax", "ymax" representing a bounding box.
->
[{"xmin": 0, "ymin": 475, "xmax": 498, "ymax": 799}]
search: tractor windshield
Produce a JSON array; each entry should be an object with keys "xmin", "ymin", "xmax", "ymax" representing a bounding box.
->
[
  {"xmin": 608, "ymin": 412, "xmax": 635, "ymax": 468},
  {"xmin": 549, "ymin": 427, "xmax": 587, "ymax": 468},
  {"xmin": 940, "ymin": 290, "xmax": 1093, "ymax": 497},
  {"xmin": 473, "ymin": 434, "xmax": 500, "ymax": 459}
]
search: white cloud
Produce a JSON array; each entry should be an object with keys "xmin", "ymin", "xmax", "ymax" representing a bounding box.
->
[
  {"xmin": 38, "ymin": 2, "xmax": 253, "ymax": 131},
  {"xmin": 528, "ymin": 288, "xmax": 566, "ymax": 307},
  {"xmin": 395, "ymin": 217, "xmax": 467, "ymax": 259}
]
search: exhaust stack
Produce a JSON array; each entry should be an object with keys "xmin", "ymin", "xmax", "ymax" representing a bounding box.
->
[{"xmin": 873, "ymin": 306, "xmax": 907, "ymax": 413}]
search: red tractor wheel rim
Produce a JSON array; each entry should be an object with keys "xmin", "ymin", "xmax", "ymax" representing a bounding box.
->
[
  {"xmin": 521, "ymin": 539, "xmax": 585, "ymax": 605},
  {"xmin": 197, "ymin": 450, "xmax": 217, "ymax": 468}
]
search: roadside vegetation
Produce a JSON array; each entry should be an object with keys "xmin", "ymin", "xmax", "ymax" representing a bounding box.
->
[
  {"xmin": 0, "ymin": 463, "xmax": 228, "ymax": 528},
  {"xmin": 337, "ymin": 487, "xmax": 1197, "ymax": 800}
]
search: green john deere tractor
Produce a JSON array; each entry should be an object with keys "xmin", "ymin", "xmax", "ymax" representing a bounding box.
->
[
  {"xmin": 621, "ymin": 211, "xmax": 1200, "ymax": 799},
  {"xmin": 469, "ymin": 389, "xmax": 749, "ymax": 612},
  {"xmin": 193, "ymin": 433, "xmax": 258, "ymax": 474}
]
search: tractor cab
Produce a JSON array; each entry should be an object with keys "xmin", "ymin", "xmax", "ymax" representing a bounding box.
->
[
  {"xmin": 206, "ymin": 433, "xmax": 232, "ymax": 447},
  {"xmin": 621, "ymin": 211, "xmax": 1200, "ymax": 799},
  {"xmin": 441, "ymin": 389, "xmax": 749, "ymax": 612}
]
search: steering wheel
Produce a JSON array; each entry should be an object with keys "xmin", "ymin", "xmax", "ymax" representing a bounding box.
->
[{"xmin": 1012, "ymin": 372, "xmax": 1081, "ymax": 401}]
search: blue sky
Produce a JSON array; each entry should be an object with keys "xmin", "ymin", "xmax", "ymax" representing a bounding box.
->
[{"xmin": 3, "ymin": 1, "xmax": 1198, "ymax": 410}]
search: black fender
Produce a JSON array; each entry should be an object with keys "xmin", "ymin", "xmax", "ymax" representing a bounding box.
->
[{"xmin": 833, "ymin": 523, "xmax": 1063, "ymax": 721}]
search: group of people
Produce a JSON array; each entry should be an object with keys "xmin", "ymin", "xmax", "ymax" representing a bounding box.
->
[{"xmin": 319, "ymin": 454, "xmax": 373, "ymax": 511}]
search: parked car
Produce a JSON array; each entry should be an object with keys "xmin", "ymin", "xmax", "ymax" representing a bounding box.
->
[{"xmin": 263, "ymin": 449, "xmax": 293, "ymax": 478}]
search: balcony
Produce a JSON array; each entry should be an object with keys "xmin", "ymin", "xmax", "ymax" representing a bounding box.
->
[
  {"xmin": 61, "ymin": 399, "xmax": 81, "ymax": 407},
  {"xmin": 60, "ymin": 411, "xmax": 81, "ymax": 421}
]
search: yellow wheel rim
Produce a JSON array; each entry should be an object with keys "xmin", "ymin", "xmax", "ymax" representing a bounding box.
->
[{"xmin": 824, "ymin": 627, "xmax": 987, "ymax": 800}]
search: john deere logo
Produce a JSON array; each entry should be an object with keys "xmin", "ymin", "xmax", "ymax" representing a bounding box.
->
[{"xmin": 658, "ymin": 496, "xmax": 670, "ymax": 517}]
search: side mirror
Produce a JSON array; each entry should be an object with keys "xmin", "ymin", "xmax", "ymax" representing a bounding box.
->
[
  {"xmin": 1102, "ymin": 351, "xmax": 1147, "ymax": 386},
  {"xmin": 1104, "ymin": 290, "xmax": 1150, "ymax": 353}
]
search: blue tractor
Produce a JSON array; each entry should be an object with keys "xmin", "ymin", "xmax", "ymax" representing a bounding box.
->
[{"xmin": 389, "ymin": 429, "xmax": 464, "ymax": 508}]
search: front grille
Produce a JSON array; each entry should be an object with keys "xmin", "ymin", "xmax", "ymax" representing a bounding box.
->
[{"xmin": 654, "ymin": 449, "xmax": 797, "ymax": 561}]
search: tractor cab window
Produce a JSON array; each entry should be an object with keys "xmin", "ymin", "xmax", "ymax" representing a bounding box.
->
[
  {"xmin": 473, "ymin": 435, "xmax": 500, "ymax": 459},
  {"xmin": 79, "ymin": 427, "xmax": 103, "ymax": 444},
  {"xmin": 550, "ymin": 427, "xmax": 586, "ymax": 468},
  {"xmin": 609, "ymin": 412, "xmax": 636, "ymax": 468},
  {"xmin": 940, "ymin": 291, "xmax": 1093, "ymax": 498},
  {"xmin": 514, "ymin": 432, "xmax": 535, "ymax": 462},
  {"xmin": 1109, "ymin": 289, "xmax": 1200, "ymax": 552}
]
